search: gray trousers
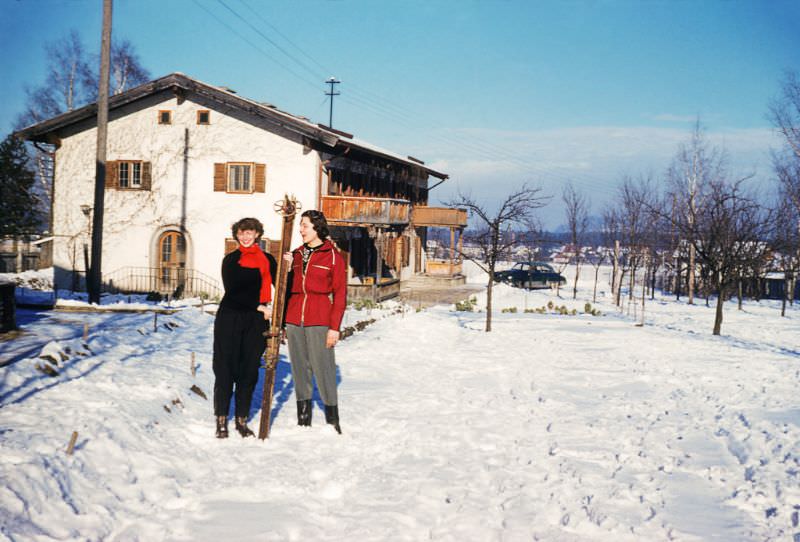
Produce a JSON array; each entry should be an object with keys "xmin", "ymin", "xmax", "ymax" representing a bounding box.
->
[{"xmin": 286, "ymin": 324, "xmax": 338, "ymax": 406}]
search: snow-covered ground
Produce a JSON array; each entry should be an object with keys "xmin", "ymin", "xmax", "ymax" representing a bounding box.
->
[{"xmin": 1, "ymin": 265, "xmax": 799, "ymax": 541}]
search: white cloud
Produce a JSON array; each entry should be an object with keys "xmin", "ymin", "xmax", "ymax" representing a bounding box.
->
[{"xmin": 417, "ymin": 125, "xmax": 782, "ymax": 228}]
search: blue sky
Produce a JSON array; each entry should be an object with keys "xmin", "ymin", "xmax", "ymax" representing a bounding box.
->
[{"xmin": 2, "ymin": 0, "xmax": 798, "ymax": 227}]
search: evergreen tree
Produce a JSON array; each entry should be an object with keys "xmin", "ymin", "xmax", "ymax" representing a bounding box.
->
[{"xmin": 0, "ymin": 135, "xmax": 39, "ymax": 236}]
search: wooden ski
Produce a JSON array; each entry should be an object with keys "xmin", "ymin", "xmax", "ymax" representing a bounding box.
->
[{"xmin": 258, "ymin": 195, "xmax": 299, "ymax": 440}]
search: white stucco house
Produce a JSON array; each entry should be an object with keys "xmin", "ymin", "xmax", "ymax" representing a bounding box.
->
[{"xmin": 16, "ymin": 73, "xmax": 467, "ymax": 300}]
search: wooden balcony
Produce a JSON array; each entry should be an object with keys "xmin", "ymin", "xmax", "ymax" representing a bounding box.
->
[
  {"xmin": 411, "ymin": 206, "xmax": 468, "ymax": 228},
  {"xmin": 321, "ymin": 195, "xmax": 410, "ymax": 226}
]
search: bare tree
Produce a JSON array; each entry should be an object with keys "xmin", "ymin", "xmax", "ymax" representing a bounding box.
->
[
  {"xmin": 667, "ymin": 120, "xmax": 724, "ymax": 304},
  {"xmin": 562, "ymin": 183, "xmax": 589, "ymax": 299},
  {"xmin": 769, "ymin": 70, "xmax": 800, "ymax": 161},
  {"xmin": 446, "ymin": 184, "xmax": 547, "ymax": 332},
  {"xmin": 773, "ymin": 192, "xmax": 800, "ymax": 316},
  {"xmin": 665, "ymin": 175, "xmax": 771, "ymax": 334},
  {"xmin": 612, "ymin": 175, "xmax": 656, "ymax": 310},
  {"xmin": 15, "ymin": 31, "xmax": 151, "ymax": 233},
  {"xmin": 602, "ymin": 207, "xmax": 621, "ymax": 302},
  {"xmin": 85, "ymin": 38, "xmax": 151, "ymax": 97},
  {"xmin": 769, "ymin": 72, "xmax": 800, "ymax": 313}
]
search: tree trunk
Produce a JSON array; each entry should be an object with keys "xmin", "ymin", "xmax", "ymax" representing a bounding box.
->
[
  {"xmin": 650, "ymin": 262, "xmax": 656, "ymax": 300},
  {"xmin": 593, "ymin": 265, "xmax": 599, "ymax": 303},
  {"xmin": 485, "ymin": 272, "xmax": 493, "ymax": 332},
  {"xmin": 713, "ymin": 285, "xmax": 724, "ymax": 335},
  {"xmin": 628, "ymin": 263, "xmax": 636, "ymax": 301},
  {"xmin": 688, "ymin": 244, "xmax": 695, "ymax": 304},
  {"xmin": 612, "ymin": 240, "xmax": 619, "ymax": 298},
  {"xmin": 572, "ymin": 260, "xmax": 579, "ymax": 300},
  {"xmin": 640, "ymin": 256, "xmax": 647, "ymax": 326},
  {"xmin": 616, "ymin": 269, "xmax": 625, "ymax": 307},
  {"xmin": 675, "ymin": 261, "xmax": 681, "ymax": 301},
  {"xmin": 781, "ymin": 279, "xmax": 787, "ymax": 317},
  {"xmin": 737, "ymin": 276, "xmax": 743, "ymax": 311}
]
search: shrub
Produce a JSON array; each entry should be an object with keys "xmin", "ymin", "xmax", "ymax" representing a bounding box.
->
[
  {"xmin": 351, "ymin": 298, "xmax": 377, "ymax": 311},
  {"xmin": 455, "ymin": 296, "xmax": 477, "ymax": 312},
  {"xmin": 584, "ymin": 302, "xmax": 592, "ymax": 313},
  {"xmin": 501, "ymin": 307, "xmax": 518, "ymax": 313}
]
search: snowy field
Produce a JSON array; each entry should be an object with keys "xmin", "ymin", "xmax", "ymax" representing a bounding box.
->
[{"xmin": 1, "ymin": 265, "xmax": 799, "ymax": 541}]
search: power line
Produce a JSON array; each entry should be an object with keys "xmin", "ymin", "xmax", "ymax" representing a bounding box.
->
[{"xmin": 194, "ymin": 0, "xmax": 624, "ymax": 204}]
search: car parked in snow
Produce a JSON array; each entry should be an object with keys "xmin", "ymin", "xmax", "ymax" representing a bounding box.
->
[{"xmin": 494, "ymin": 262, "xmax": 566, "ymax": 289}]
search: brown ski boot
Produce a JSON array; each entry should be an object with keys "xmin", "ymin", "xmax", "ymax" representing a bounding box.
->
[
  {"xmin": 215, "ymin": 416, "xmax": 229, "ymax": 439},
  {"xmin": 235, "ymin": 416, "xmax": 254, "ymax": 438}
]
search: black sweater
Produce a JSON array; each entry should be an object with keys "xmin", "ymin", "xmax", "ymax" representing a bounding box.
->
[{"xmin": 219, "ymin": 249, "xmax": 278, "ymax": 312}]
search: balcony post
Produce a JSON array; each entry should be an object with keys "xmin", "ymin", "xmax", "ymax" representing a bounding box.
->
[
  {"xmin": 373, "ymin": 227, "xmax": 383, "ymax": 302},
  {"xmin": 449, "ymin": 227, "xmax": 455, "ymax": 275}
]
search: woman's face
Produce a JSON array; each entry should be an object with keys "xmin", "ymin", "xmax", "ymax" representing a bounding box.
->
[
  {"xmin": 299, "ymin": 217, "xmax": 321, "ymax": 245},
  {"xmin": 236, "ymin": 229, "xmax": 258, "ymax": 248}
]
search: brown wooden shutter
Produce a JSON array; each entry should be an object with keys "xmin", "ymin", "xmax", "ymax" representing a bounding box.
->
[
  {"xmin": 105, "ymin": 160, "xmax": 118, "ymax": 189},
  {"xmin": 214, "ymin": 163, "xmax": 226, "ymax": 192},
  {"xmin": 402, "ymin": 236, "xmax": 410, "ymax": 267},
  {"xmin": 224, "ymin": 238, "xmax": 238, "ymax": 255},
  {"xmin": 267, "ymin": 239, "xmax": 281, "ymax": 262},
  {"xmin": 254, "ymin": 163, "xmax": 266, "ymax": 193},
  {"xmin": 141, "ymin": 161, "xmax": 152, "ymax": 190}
]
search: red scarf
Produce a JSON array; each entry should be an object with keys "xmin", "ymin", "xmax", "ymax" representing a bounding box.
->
[{"xmin": 238, "ymin": 243, "xmax": 272, "ymax": 303}]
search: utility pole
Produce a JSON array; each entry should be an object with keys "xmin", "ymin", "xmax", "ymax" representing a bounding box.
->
[
  {"xmin": 325, "ymin": 77, "xmax": 340, "ymax": 128},
  {"xmin": 89, "ymin": 0, "xmax": 113, "ymax": 304}
]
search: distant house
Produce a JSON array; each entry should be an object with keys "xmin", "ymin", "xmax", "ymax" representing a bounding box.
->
[{"xmin": 15, "ymin": 73, "xmax": 466, "ymax": 300}]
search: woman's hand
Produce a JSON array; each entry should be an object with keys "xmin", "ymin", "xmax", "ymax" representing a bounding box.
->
[
  {"xmin": 326, "ymin": 329, "xmax": 340, "ymax": 348},
  {"xmin": 257, "ymin": 303, "xmax": 272, "ymax": 320},
  {"xmin": 283, "ymin": 251, "xmax": 293, "ymax": 263}
]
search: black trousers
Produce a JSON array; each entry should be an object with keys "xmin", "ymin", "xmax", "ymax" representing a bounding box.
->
[{"xmin": 213, "ymin": 306, "xmax": 266, "ymax": 418}]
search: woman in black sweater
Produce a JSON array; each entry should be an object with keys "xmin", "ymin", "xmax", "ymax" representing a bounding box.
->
[{"xmin": 213, "ymin": 217, "xmax": 277, "ymax": 438}]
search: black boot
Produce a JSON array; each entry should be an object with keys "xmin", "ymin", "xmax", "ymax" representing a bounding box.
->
[
  {"xmin": 235, "ymin": 416, "xmax": 254, "ymax": 438},
  {"xmin": 215, "ymin": 416, "xmax": 229, "ymax": 439},
  {"xmin": 297, "ymin": 399, "xmax": 312, "ymax": 426},
  {"xmin": 324, "ymin": 404, "xmax": 342, "ymax": 435}
]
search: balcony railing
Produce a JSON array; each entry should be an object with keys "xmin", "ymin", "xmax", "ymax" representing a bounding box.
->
[
  {"xmin": 321, "ymin": 195, "xmax": 410, "ymax": 226},
  {"xmin": 411, "ymin": 206, "xmax": 468, "ymax": 228},
  {"xmin": 103, "ymin": 267, "xmax": 222, "ymax": 300}
]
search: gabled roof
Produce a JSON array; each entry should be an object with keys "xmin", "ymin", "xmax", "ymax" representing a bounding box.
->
[{"xmin": 15, "ymin": 72, "xmax": 448, "ymax": 180}]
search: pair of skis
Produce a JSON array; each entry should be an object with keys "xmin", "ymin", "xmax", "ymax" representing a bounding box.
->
[{"xmin": 257, "ymin": 195, "xmax": 299, "ymax": 440}]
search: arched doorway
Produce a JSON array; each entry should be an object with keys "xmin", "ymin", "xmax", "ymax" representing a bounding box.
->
[{"xmin": 158, "ymin": 231, "xmax": 186, "ymax": 293}]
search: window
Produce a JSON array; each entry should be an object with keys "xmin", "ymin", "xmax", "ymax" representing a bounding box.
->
[
  {"xmin": 119, "ymin": 161, "xmax": 142, "ymax": 188},
  {"xmin": 213, "ymin": 162, "xmax": 265, "ymax": 193},
  {"xmin": 197, "ymin": 110, "xmax": 210, "ymax": 125},
  {"xmin": 227, "ymin": 163, "xmax": 252, "ymax": 192},
  {"xmin": 158, "ymin": 110, "xmax": 172, "ymax": 125},
  {"xmin": 105, "ymin": 160, "xmax": 151, "ymax": 190}
]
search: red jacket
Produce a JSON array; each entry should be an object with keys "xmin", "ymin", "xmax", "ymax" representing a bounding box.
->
[{"xmin": 285, "ymin": 239, "xmax": 347, "ymax": 331}]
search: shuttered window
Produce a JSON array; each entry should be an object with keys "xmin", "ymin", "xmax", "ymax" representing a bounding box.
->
[
  {"xmin": 213, "ymin": 162, "xmax": 266, "ymax": 194},
  {"xmin": 105, "ymin": 160, "xmax": 152, "ymax": 191}
]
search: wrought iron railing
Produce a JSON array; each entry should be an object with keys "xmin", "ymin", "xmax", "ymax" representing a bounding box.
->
[{"xmin": 103, "ymin": 267, "xmax": 222, "ymax": 300}]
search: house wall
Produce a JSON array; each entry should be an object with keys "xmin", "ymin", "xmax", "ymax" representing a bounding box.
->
[{"xmin": 51, "ymin": 90, "xmax": 318, "ymax": 292}]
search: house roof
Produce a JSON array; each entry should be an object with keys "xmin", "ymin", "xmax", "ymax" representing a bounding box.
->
[{"xmin": 14, "ymin": 72, "xmax": 448, "ymax": 180}]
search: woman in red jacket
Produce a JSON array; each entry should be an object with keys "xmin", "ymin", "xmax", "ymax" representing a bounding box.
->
[{"xmin": 285, "ymin": 210, "xmax": 347, "ymax": 434}]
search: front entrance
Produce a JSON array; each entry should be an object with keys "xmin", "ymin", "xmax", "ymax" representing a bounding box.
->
[{"xmin": 158, "ymin": 231, "xmax": 186, "ymax": 293}]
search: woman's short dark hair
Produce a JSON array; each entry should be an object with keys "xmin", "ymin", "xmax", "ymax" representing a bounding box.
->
[
  {"xmin": 231, "ymin": 217, "xmax": 264, "ymax": 239},
  {"xmin": 302, "ymin": 210, "xmax": 329, "ymax": 240}
]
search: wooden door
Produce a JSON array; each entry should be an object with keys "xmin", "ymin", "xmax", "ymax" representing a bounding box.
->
[{"xmin": 158, "ymin": 231, "xmax": 186, "ymax": 291}]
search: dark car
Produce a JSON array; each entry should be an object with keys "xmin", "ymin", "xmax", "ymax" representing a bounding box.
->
[{"xmin": 494, "ymin": 262, "xmax": 567, "ymax": 289}]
